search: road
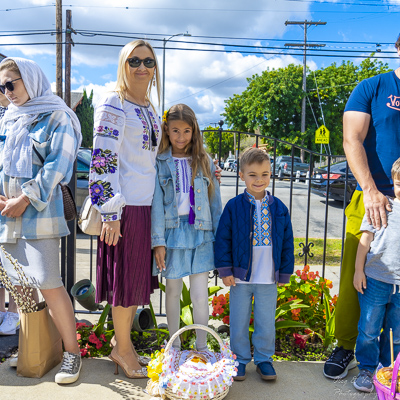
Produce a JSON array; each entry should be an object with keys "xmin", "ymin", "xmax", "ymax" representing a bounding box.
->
[{"xmin": 220, "ymin": 171, "xmax": 346, "ymax": 239}]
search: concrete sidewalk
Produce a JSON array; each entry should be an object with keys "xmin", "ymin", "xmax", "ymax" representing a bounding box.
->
[{"xmin": 0, "ymin": 356, "xmax": 375, "ymax": 400}]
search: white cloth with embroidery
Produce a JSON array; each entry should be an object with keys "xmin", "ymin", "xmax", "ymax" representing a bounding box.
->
[
  {"xmin": 235, "ymin": 191, "xmax": 274, "ymax": 285},
  {"xmin": 90, "ymin": 93, "xmax": 161, "ymax": 221},
  {"xmin": 159, "ymin": 346, "xmax": 237, "ymax": 400},
  {"xmin": 173, "ymin": 157, "xmax": 192, "ymax": 216}
]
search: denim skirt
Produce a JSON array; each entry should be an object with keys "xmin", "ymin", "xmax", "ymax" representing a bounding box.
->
[{"xmin": 153, "ymin": 215, "xmax": 215, "ymax": 280}]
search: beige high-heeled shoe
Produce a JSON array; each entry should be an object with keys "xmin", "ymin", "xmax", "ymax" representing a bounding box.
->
[
  {"xmin": 108, "ymin": 349, "xmax": 148, "ymax": 379},
  {"xmin": 110, "ymin": 336, "xmax": 151, "ymax": 366}
]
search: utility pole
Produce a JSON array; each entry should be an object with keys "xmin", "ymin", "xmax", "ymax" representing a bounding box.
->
[
  {"xmin": 285, "ymin": 20, "xmax": 326, "ymax": 158},
  {"xmin": 55, "ymin": 0, "xmax": 62, "ymax": 98},
  {"xmin": 64, "ymin": 9, "xmax": 72, "ymax": 108}
]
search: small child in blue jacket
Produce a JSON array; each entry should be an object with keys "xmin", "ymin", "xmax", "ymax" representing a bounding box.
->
[{"xmin": 215, "ymin": 147, "xmax": 294, "ymax": 381}]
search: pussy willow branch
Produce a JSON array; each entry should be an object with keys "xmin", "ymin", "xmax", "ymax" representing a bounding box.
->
[{"xmin": 0, "ymin": 246, "xmax": 38, "ymax": 313}]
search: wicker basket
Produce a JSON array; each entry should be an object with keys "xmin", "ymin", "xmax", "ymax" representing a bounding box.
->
[
  {"xmin": 374, "ymin": 353, "xmax": 400, "ymax": 400},
  {"xmin": 158, "ymin": 324, "xmax": 237, "ymax": 400}
]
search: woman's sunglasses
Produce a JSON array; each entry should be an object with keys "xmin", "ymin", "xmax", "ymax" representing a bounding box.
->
[
  {"xmin": 126, "ymin": 57, "xmax": 156, "ymax": 69},
  {"xmin": 0, "ymin": 78, "xmax": 22, "ymax": 94}
]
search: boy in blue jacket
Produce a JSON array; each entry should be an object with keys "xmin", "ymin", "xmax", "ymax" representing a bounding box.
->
[{"xmin": 215, "ymin": 147, "xmax": 294, "ymax": 381}]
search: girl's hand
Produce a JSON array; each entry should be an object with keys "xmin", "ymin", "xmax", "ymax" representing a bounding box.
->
[
  {"xmin": 1, "ymin": 195, "xmax": 29, "ymax": 218},
  {"xmin": 222, "ymin": 276, "xmax": 236, "ymax": 287},
  {"xmin": 100, "ymin": 220, "xmax": 121, "ymax": 246},
  {"xmin": 213, "ymin": 160, "xmax": 222, "ymax": 184},
  {"xmin": 353, "ymin": 270, "xmax": 367, "ymax": 294},
  {"xmin": 0, "ymin": 195, "xmax": 8, "ymax": 211},
  {"xmin": 154, "ymin": 246, "xmax": 166, "ymax": 272}
]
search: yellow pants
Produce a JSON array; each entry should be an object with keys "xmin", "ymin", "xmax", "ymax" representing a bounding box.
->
[{"xmin": 334, "ymin": 190, "xmax": 365, "ymax": 350}]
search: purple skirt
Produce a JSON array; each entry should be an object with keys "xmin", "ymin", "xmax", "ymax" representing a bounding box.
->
[{"xmin": 95, "ymin": 205, "xmax": 159, "ymax": 308}]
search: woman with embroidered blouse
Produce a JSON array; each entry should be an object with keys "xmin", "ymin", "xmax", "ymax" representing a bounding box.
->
[{"xmin": 89, "ymin": 40, "xmax": 160, "ymax": 379}]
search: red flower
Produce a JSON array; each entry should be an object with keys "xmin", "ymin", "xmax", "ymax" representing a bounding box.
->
[
  {"xmin": 76, "ymin": 322, "xmax": 88, "ymax": 329},
  {"xmin": 88, "ymin": 333, "xmax": 98, "ymax": 344},
  {"xmin": 293, "ymin": 333, "xmax": 309, "ymax": 349},
  {"xmin": 249, "ymin": 318, "xmax": 254, "ymax": 325},
  {"xmin": 80, "ymin": 348, "xmax": 88, "ymax": 357},
  {"xmin": 222, "ymin": 316, "xmax": 230, "ymax": 325}
]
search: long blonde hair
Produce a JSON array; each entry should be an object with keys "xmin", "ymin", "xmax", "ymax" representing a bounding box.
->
[
  {"xmin": 158, "ymin": 104, "xmax": 215, "ymax": 196},
  {"xmin": 115, "ymin": 40, "xmax": 161, "ymax": 107}
]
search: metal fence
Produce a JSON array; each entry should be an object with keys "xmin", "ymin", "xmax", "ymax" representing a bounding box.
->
[{"xmin": 64, "ymin": 130, "xmax": 352, "ymax": 315}]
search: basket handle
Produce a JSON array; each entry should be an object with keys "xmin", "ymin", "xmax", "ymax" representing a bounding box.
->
[
  {"xmin": 390, "ymin": 351, "xmax": 400, "ymax": 398},
  {"xmin": 164, "ymin": 324, "xmax": 224, "ymax": 354}
]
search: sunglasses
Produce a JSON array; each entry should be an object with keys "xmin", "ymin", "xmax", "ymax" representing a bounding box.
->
[
  {"xmin": 0, "ymin": 78, "xmax": 22, "ymax": 94},
  {"xmin": 126, "ymin": 57, "xmax": 156, "ymax": 69}
]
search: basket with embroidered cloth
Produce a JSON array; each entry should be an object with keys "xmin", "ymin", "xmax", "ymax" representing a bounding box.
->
[{"xmin": 157, "ymin": 324, "xmax": 237, "ymax": 400}]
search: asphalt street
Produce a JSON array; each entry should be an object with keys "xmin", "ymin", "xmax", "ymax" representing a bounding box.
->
[{"xmin": 221, "ymin": 171, "xmax": 346, "ymax": 239}]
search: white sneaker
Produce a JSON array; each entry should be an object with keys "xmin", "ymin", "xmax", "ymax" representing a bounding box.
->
[
  {"xmin": 55, "ymin": 352, "xmax": 82, "ymax": 384},
  {"xmin": 0, "ymin": 312, "xmax": 20, "ymax": 335},
  {"xmin": 0, "ymin": 310, "xmax": 6, "ymax": 325},
  {"xmin": 9, "ymin": 356, "xmax": 18, "ymax": 368}
]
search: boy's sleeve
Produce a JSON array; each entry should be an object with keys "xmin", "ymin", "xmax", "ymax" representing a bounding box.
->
[
  {"xmin": 278, "ymin": 205, "xmax": 295, "ymax": 283},
  {"xmin": 214, "ymin": 201, "xmax": 234, "ymax": 277}
]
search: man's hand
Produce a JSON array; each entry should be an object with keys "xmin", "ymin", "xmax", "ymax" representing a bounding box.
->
[
  {"xmin": 154, "ymin": 246, "xmax": 166, "ymax": 272},
  {"xmin": 1, "ymin": 195, "xmax": 29, "ymax": 218},
  {"xmin": 363, "ymin": 189, "xmax": 391, "ymax": 229},
  {"xmin": 354, "ymin": 270, "xmax": 367, "ymax": 294},
  {"xmin": 222, "ymin": 275, "xmax": 236, "ymax": 287}
]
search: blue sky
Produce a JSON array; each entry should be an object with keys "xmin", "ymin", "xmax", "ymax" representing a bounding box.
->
[{"xmin": 0, "ymin": 0, "xmax": 399, "ymax": 127}]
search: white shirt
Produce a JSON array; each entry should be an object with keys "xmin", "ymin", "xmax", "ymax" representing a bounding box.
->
[
  {"xmin": 173, "ymin": 157, "xmax": 192, "ymax": 216},
  {"xmin": 90, "ymin": 93, "xmax": 161, "ymax": 220},
  {"xmin": 236, "ymin": 198, "xmax": 275, "ymax": 284}
]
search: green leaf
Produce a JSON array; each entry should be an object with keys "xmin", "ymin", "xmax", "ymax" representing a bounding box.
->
[
  {"xmin": 94, "ymin": 303, "xmax": 111, "ymax": 336},
  {"xmin": 275, "ymin": 320, "xmax": 309, "ymax": 330},
  {"xmin": 208, "ymin": 285, "xmax": 222, "ymax": 297},
  {"xmin": 181, "ymin": 282, "xmax": 191, "ymax": 307},
  {"xmin": 159, "ymin": 282, "xmax": 166, "ymax": 293},
  {"xmin": 181, "ymin": 305, "xmax": 194, "ymax": 326}
]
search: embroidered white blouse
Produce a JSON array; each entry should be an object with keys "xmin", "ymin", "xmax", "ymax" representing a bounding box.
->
[
  {"xmin": 173, "ymin": 157, "xmax": 192, "ymax": 216},
  {"xmin": 90, "ymin": 92, "xmax": 161, "ymax": 222}
]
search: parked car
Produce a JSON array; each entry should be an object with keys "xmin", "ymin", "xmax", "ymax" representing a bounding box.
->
[
  {"xmin": 75, "ymin": 148, "xmax": 92, "ymax": 212},
  {"xmin": 274, "ymin": 156, "xmax": 309, "ymax": 180},
  {"xmin": 311, "ymin": 160, "xmax": 357, "ymax": 203},
  {"xmin": 224, "ymin": 157, "xmax": 235, "ymax": 170}
]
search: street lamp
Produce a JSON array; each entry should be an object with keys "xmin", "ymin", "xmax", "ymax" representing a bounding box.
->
[{"xmin": 162, "ymin": 32, "xmax": 191, "ymax": 113}]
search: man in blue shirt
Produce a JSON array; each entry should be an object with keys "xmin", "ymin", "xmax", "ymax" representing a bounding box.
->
[{"xmin": 324, "ymin": 35, "xmax": 400, "ymax": 382}]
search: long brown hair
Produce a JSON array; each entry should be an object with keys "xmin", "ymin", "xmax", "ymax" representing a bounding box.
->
[{"xmin": 158, "ymin": 104, "xmax": 215, "ymax": 196}]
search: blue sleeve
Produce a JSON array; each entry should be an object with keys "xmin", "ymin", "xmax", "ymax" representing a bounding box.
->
[
  {"xmin": 151, "ymin": 162, "xmax": 166, "ymax": 248},
  {"xmin": 208, "ymin": 159, "xmax": 222, "ymax": 236},
  {"xmin": 279, "ymin": 204, "xmax": 294, "ymax": 283},
  {"xmin": 214, "ymin": 201, "xmax": 234, "ymax": 277},
  {"xmin": 344, "ymin": 79, "xmax": 373, "ymax": 114}
]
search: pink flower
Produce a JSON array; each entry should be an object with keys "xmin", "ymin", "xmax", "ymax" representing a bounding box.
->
[
  {"xmin": 80, "ymin": 348, "xmax": 88, "ymax": 357},
  {"xmin": 76, "ymin": 333, "xmax": 81, "ymax": 340}
]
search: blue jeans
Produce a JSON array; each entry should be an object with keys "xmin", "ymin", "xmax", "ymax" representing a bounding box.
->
[
  {"xmin": 356, "ymin": 276, "xmax": 400, "ymax": 372},
  {"xmin": 229, "ymin": 283, "xmax": 277, "ymax": 365}
]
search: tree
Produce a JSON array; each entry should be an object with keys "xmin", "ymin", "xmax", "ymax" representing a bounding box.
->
[
  {"xmin": 202, "ymin": 126, "xmax": 235, "ymax": 160},
  {"xmin": 223, "ymin": 57, "xmax": 390, "ymax": 156},
  {"xmin": 75, "ymin": 88, "xmax": 94, "ymax": 148}
]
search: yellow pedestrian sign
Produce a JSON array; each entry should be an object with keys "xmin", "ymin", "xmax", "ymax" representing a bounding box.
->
[{"xmin": 315, "ymin": 125, "xmax": 330, "ymax": 144}]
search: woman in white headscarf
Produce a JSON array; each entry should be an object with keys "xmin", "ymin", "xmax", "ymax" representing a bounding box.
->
[{"xmin": 0, "ymin": 57, "xmax": 82, "ymax": 384}]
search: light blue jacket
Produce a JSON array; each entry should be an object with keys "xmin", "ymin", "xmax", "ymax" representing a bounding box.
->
[{"xmin": 151, "ymin": 147, "xmax": 222, "ymax": 248}]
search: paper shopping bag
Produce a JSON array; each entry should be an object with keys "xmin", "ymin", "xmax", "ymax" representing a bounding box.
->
[{"xmin": 17, "ymin": 301, "xmax": 63, "ymax": 378}]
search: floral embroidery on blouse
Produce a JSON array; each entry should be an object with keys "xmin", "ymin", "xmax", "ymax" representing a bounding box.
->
[
  {"xmin": 89, "ymin": 179, "xmax": 115, "ymax": 206},
  {"xmin": 90, "ymin": 148, "xmax": 118, "ymax": 175},
  {"xmin": 247, "ymin": 191, "xmax": 272, "ymax": 246},
  {"xmin": 135, "ymin": 108, "xmax": 160, "ymax": 151},
  {"xmin": 101, "ymin": 213, "xmax": 118, "ymax": 222},
  {"xmin": 174, "ymin": 158, "xmax": 192, "ymax": 194},
  {"xmin": 94, "ymin": 125, "xmax": 119, "ymax": 140}
]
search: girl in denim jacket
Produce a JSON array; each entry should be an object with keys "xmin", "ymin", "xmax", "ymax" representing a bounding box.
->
[{"xmin": 151, "ymin": 104, "xmax": 222, "ymax": 350}]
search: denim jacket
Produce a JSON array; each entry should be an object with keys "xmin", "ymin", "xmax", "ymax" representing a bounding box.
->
[{"xmin": 151, "ymin": 147, "xmax": 222, "ymax": 248}]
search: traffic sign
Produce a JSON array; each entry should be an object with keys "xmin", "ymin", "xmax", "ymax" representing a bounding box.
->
[{"xmin": 315, "ymin": 125, "xmax": 330, "ymax": 144}]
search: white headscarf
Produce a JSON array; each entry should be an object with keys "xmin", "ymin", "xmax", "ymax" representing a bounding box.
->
[{"xmin": 0, "ymin": 57, "xmax": 82, "ymax": 178}]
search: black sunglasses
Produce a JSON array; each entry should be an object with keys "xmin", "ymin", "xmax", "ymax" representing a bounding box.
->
[
  {"xmin": 0, "ymin": 78, "xmax": 22, "ymax": 94},
  {"xmin": 126, "ymin": 57, "xmax": 156, "ymax": 69}
]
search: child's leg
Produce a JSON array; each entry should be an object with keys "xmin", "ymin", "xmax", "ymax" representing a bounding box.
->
[
  {"xmin": 252, "ymin": 284, "xmax": 277, "ymax": 365},
  {"xmin": 189, "ymin": 272, "xmax": 209, "ymax": 350},
  {"xmin": 379, "ymin": 285, "xmax": 400, "ymax": 367},
  {"xmin": 166, "ymin": 278, "xmax": 183, "ymax": 349},
  {"xmin": 356, "ymin": 277, "xmax": 389, "ymax": 372},
  {"xmin": 229, "ymin": 284, "xmax": 253, "ymax": 365}
]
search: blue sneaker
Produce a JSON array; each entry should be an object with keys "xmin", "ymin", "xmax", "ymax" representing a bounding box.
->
[
  {"xmin": 233, "ymin": 363, "xmax": 246, "ymax": 381},
  {"xmin": 256, "ymin": 361, "xmax": 277, "ymax": 381}
]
